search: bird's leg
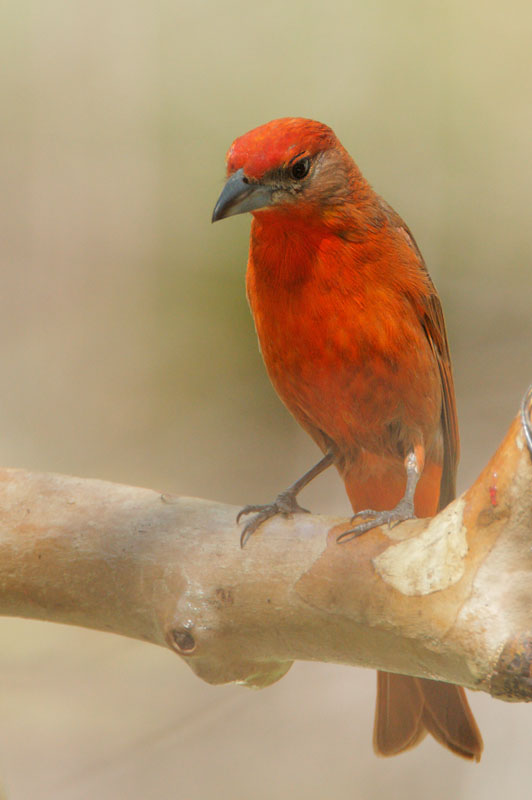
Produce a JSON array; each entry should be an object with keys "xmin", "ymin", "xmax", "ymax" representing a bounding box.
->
[
  {"xmin": 337, "ymin": 448, "xmax": 421, "ymax": 543},
  {"xmin": 237, "ymin": 451, "xmax": 335, "ymax": 547}
]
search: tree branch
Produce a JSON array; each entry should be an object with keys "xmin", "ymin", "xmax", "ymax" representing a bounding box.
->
[{"xmin": 1, "ymin": 389, "xmax": 531, "ymax": 699}]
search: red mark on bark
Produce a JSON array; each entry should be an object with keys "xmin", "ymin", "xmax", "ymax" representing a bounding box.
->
[{"xmin": 489, "ymin": 474, "xmax": 498, "ymax": 507}]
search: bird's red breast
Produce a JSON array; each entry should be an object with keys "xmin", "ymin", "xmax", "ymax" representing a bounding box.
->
[{"xmin": 244, "ymin": 157, "xmax": 444, "ymax": 516}]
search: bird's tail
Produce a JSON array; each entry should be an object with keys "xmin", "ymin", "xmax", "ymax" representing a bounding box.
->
[
  {"xmin": 374, "ymin": 672, "xmax": 483, "ymax": 761},
  {"xmin": 343, "ymin": 460, "xmax": 482, "ymax": 761}
]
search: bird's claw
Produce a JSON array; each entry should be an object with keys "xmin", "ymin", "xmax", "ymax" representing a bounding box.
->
[
  {"xmin": 237, "ymin": 492, "xmax": 310, "ymax": 548},
  {"xmin": 336, "ymin": 500, "xmax": 416, "ymax": 543}
]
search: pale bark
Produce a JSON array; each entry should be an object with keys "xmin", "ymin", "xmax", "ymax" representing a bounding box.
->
[{"xmin": 1, "ymin": 390, "xmax": 531, "ymax": 700}]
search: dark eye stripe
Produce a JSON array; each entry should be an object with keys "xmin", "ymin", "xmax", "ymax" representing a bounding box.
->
[{"xmin": 288, "ymin": 150, "xmax": 306, "ymax": 166}]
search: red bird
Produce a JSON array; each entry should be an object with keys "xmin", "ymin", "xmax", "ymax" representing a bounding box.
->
[{"xmin": 212, "ymin": 117, "xmax": 482, "ymax": 760}]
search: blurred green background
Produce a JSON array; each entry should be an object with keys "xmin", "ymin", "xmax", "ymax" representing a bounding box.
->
[{"xmin": 1, "ymin": 1, "xmax": 531, "ymax": 798}]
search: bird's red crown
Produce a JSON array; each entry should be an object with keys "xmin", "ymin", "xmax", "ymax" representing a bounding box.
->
[{"xmin": 226, "ymin": 118, "xmax": 337, "ymax": 179}]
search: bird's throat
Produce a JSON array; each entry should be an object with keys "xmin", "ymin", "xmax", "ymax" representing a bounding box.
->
[{"xmin": 249, "ymin": 209, "xmax": 337, "ymax": 290}]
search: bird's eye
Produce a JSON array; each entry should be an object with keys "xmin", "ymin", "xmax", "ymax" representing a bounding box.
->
[{"xmin": 290, "ymin": 157, "xmax": 311, "ymax": 180}]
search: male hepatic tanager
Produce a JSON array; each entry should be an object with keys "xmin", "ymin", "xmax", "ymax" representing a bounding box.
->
[{"xmin": 212, "ymin": 117, "xmax": 482, "ymax": 761}]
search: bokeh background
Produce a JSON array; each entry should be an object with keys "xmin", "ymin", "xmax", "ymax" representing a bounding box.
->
[{"xmin": 1, "ymin": 1, "xmax": 532, "ymax": 798}]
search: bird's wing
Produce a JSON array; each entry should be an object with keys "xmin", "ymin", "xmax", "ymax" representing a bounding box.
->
[{"xmin": 379, "ymin": 199, "xmax": 459, "ymax": 509}]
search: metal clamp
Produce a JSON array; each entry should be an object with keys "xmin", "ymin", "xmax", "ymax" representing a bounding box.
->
[{"xmin": 520, "ymin": 384, "xmax": 532, "ymax": 457}]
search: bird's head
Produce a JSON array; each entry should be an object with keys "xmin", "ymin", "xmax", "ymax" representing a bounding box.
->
[{"xmin": 212, "ymin": 118, "xmax": 357, "ymax": 222}]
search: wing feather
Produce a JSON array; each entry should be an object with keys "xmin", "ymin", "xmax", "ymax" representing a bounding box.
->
[{"xmin": 379, "ymin": 198, "xmax": 459, "ymax": 509}]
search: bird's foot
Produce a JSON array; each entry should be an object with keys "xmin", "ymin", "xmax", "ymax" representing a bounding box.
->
[
  {"xmin": 336, "ymin": 498, "xmax": 416, "ymax": 543},
  {"xmin": 237, "ymin": 491, "xmax": 310, "ymax": 548}
]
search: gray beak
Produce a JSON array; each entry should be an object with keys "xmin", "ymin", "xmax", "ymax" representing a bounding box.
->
[{"xmin": 212, "ymin": 168, "xmax": 274, "ymax": 222}]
